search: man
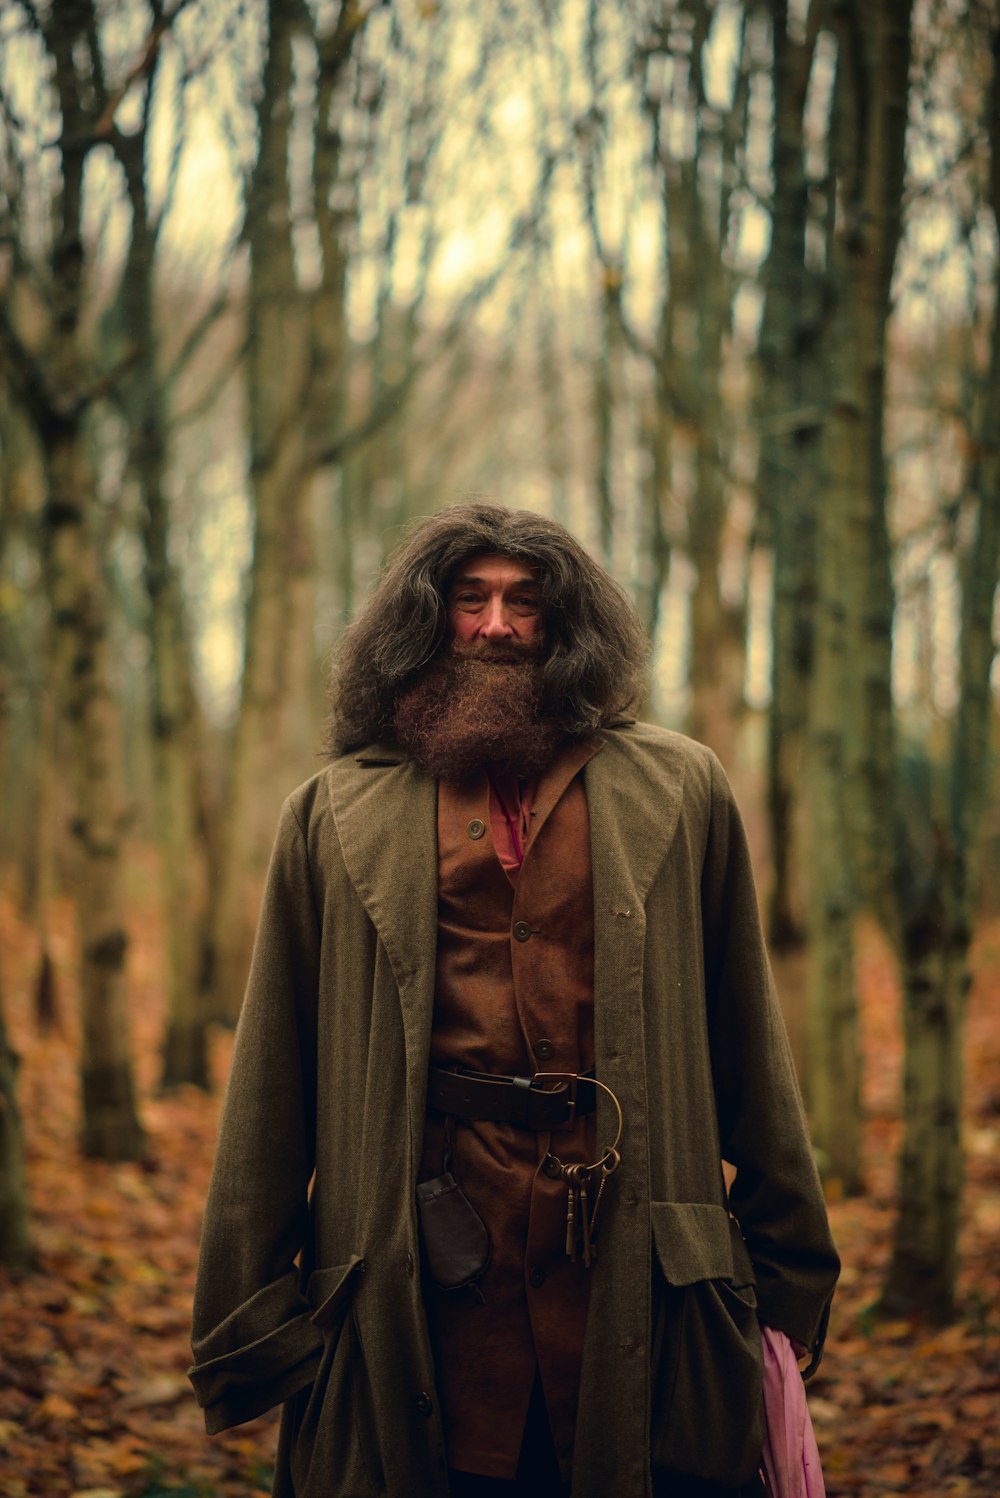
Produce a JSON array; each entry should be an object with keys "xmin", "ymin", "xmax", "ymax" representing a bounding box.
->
[{"xmin": 190, "ymin": 504, "xmax": 838, "ymax": 1498}]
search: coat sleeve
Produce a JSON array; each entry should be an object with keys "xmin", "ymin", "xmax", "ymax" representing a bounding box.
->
[
  {"xmin": 701, "ymin": 752, "xmax": 840, "ymax": 1369},
  {"xmin": 188, "ymin": 798, "xmax": 323, "ymax": 1433}
]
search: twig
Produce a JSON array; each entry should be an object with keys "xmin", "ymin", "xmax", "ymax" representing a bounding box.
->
[{"xmin": 92, "ymin": 0, "xmax": 198, "ymax": 139}]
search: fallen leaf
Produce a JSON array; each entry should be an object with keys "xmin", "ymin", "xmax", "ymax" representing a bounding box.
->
[
  {"xmin": 117, "ymin": 1373, "xmax": 190, "ymax": 1410},
  {"xmin": 35, "ymin": 1391, "xmax": 80, "ymax": 1422}
]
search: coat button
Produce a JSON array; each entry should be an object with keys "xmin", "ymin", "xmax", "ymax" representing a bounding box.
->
[
  {"xmin": 533, "ymin": 1037, "xmax": 555, "ymax": 1062},
  {"xmin": 416, "ymin": 1391, "xmax": 434, "ymax": 1417},
  {"xmin": 542, "ymin": 1153, "xmax": 562, "ymax": 1179},
  {"xmin": 468, "ymin": 819, "xmax": 486, "ymax": 839},
  {"xmin": 513, "ymin": 920, "xmax": 532, "ymax": 942},
  {"xmin": 405, "ymin": 1252, "xmax": 414, "ymax": 1276},
  {"xmin": 528, "ymin": 1267, "xmax": 546, "ymax": 1288}
]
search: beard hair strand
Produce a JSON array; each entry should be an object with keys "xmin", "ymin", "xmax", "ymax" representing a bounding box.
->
[{"xmin": 393, "ymin": 644, "xmax": 565, "ymax": 782}]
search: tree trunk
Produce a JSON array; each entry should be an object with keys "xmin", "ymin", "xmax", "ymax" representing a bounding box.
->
[
  {"xmin": 115, "ymin": 121, "xmax": 212, "ymax": 1090},
  {"xmin": 636, "ymin": 355, "xmax": 672, "ymax": 647},
  {"xmin": 0, "ymin": 397, "xmax": 33, "ymax": 1266},
  {"xmin": 592, "ymin": 270, "xmax": 620, "ymax": 570},
  {"xmin": 889, "ymin": 870, "xmax": 967, "ymax": 1320},
  {"xmin": 41, "ymin": 2, "xmax": 145, "ymax": 1158},
  {"xmin": 806, "ymin": 0, "xmax": 912, "ymax": 1189},
  {"xmin": 45, "ymin": 427, "xmax": 145, "ymax": 1160},
  {"xmin": 884, "ymin": 472, "xmax": 997, "ymax": 1318},
  {"xmin": 537, "ymin": 263, "xmax": 571, "ymax": 534},
  {"xmin": 805, "ymin": 552, "xmax": 863, "ymax": 1188},
  {"xmin": 205, "ymin": 1, "xmax": 364, "ymax": 1021},
  {"xmin": 32, "ymin": 630, "xmax": 62, "ymax": 1035},
  {"xmin": 0, "ymin": 979, "xmax": 31, "ymax": 1270},
  {"xmin": 822, "ymin": 0, "xmax": 911, "ymax": 922},
  {"xmin": 280, "ymin": 16, "xmax": 356, "ymax": 777},
  {"xmin": 654, "ymin": 0, "xmax": 747, "ymax": 755},
  {"xmin": 757, "ymin": 0, "xmax": 824, "ymax": 953},
  {"xmin": 882, "ymin": 28, "xmax": 1000, "ymax": 1316},
  {"xmin": 204, "ymin": 2, "xmax": 314, "ymax": 1022}
]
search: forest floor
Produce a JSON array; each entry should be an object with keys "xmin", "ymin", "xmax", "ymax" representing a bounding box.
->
[{"xmin": 0, "ymin": 872, "xmax": 998, "ymax": 1498}]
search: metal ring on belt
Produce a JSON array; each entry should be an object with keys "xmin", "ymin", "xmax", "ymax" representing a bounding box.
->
[{"xmin": 426, "ymin": 1066, "xmax": 597, "ymax": 1128}]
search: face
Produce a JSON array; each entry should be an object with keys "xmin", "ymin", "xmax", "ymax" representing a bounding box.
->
[{"xmin": 445, "ymin": 552, "xmax": 542, "ymax": 646}]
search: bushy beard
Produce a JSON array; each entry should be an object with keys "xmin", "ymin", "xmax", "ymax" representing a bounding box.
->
[{"xmin": 393, "ymin": 640, "xmax": 565, "ymax": 783}]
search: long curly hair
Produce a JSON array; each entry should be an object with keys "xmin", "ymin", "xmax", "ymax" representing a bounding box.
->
[{"xmin": 323, "ymin": 503, "xmax": 649, "ymax": 756}]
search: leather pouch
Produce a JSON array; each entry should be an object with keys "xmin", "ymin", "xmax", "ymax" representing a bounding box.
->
[{"xmin": 415, "ymin": 1171, "xmax": 491, "ymax": 1291}]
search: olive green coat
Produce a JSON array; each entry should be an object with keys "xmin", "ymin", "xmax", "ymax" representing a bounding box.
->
[{"xmin": 189, "ymin": 723, "xmax": 838, "ymax": 1498}]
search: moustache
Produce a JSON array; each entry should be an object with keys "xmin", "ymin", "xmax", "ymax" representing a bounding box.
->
[{"xmin": 449, "ymin": 638, "xmax": 539, "ymax": 665}]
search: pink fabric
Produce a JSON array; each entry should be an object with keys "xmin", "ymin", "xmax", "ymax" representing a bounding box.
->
[
  {"xmin": 487, "ymin": 771, "xmax": 536, "ymax": 878},
  {"xmin": 760, "ymin": 1326, "xmax": 826, "ymax": 1498}
]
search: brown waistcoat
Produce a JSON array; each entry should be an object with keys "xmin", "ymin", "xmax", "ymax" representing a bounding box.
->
[{"xmin": 420, "ymin": 743, "xmax": 598, "ymax": 1481}]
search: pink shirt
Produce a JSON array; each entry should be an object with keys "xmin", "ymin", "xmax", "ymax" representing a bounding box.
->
[{"xmin": 487, "ymin": 770, "xmax": 536, "ymax": 878}]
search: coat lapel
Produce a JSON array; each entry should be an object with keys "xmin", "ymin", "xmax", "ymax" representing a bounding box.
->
[
  {"xmin": 325, "ymin": 746, "xmax": 438, "ymax": 1170},
  {"xmin": 585, "ymin": 725, "xmax": 690, "ymax": 939},
  {"xmin": 584, "ymin": 723, "xmax": 691, "ymax": 1132},
  {"xmin": 575, "ymin": 726, "xmax": 690, "ymax": 1498}
]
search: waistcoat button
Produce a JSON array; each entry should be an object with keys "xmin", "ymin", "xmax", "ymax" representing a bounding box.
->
[
  {"xmin": 467, "ymin": 818, "xmax": 486, "ymax": 839},
  {"xmin": 533, "ymin": 1037, "xmax": 555, "ymax": 1061},
  {"xmin": 513, "ymin": 920, "xmax": 532, "ymax": 942},
  {"xmin": 416, "ymin": 1391, "xmax": 434, "ymax": 1417},
  {"xmin": 528, "ymin": 1267, "xmax": 546, "ymax": 1288}
]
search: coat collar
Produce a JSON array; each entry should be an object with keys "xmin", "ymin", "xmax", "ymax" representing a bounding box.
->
[{"xmin": 328, "ymin": 725, "xmax": 690, "ymax": 974}]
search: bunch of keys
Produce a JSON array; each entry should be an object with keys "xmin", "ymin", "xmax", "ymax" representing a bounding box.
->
[
  {"xmin": 532, "ymin": 1071, "xmax": 624, "ymax": 1271},
  {"xmin": 560, "ymin": 1148, "xmax": 620, "ymax": 1268}
]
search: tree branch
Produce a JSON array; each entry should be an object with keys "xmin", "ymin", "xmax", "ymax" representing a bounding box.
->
[
  {"xmin": 92, "ymin": 0, "xmax": 197, "ymax": 140},
  {"xmin": 162, "ymin": 282, "xmax": 242, "ymax": 393},
  {"xmin": 0, "ymin": 303, "xmax": 64, "ymax": 430},
  {"xmin": 308, "ymin": 151, "xmax": 559, "ymax": 470}
]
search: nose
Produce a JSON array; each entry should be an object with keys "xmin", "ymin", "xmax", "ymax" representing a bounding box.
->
[{"xmin": 478, "ymin": 596, "xmax": 513, "ymax": 639}]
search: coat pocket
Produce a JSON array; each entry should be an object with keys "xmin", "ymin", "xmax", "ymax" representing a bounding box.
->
[
  {"xmin": 287, "ymin": 1257, "xmax": 382, "ymax": 1497},
  {"xmin": 650, "ymin": 1201, "xmax": 764, "ymax": 1487},
  {"xmin": 306, "ymin": 1256, "xmax": 366, "ymax": 1333}
]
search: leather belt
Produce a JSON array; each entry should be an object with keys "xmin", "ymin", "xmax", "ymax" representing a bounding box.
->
[{"xmin": 426, "ymin": 1066, "xmax": 597, "ymax": 1129}]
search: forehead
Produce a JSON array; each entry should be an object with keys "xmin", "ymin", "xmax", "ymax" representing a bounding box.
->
[{"xmin": 448, "ymin": 552, "xmax": 538, "ymax": 588}]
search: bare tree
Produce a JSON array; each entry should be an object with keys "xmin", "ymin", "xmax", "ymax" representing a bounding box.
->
[
  {"xmin": 104, "ymin": 5, "xmax": 214, "ymax": 1089},
  {"xmin": 635, "ymin": 0, "xmax": 751, "ymax": 751},
  {"xmin": 204, "ymin": 0, "xmax": 370, "ymax": 1023},
  {"xmin": 806, "ymin": 0, "xmax": 913, "ymax": 1192},
  {"xmin": 0, "ymin": 1, "xmax": 147, "ymax": 1159},
  {"xmin": 881, "ymin": 8, "xmax": 1000, "ymax": 1320},
  {"xmin": 756, "ymin": 0, "xmax": 829, "ymax": 958}
]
